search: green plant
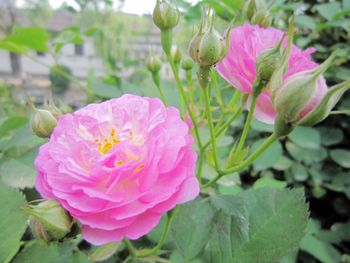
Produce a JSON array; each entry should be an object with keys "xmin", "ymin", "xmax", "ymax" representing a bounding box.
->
[{"xmin": 49, "ymin": 64, "xmax": 72, "ymax": 95}]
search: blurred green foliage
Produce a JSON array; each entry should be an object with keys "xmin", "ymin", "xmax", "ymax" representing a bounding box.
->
[
  {"xmin": 49, "ymin": 65, "xmax": 72, "ymax": 94},
  {"xmin": 0, "ymin": 0, "xmax": 349, "ymax": 262}
]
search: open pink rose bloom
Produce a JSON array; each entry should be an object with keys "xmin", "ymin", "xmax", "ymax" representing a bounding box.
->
[
  {"xmin": 217, "ymin": 24, "xmax": 328, "ymax": 124},
  {"xmin": 35, "ymin": 94, "xmax": 199, "ymax": 245}
]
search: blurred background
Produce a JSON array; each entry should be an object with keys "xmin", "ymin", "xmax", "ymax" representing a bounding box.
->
[{"xmin": 0, "ymin": 0, "xmax": 349, "ymax": 262}]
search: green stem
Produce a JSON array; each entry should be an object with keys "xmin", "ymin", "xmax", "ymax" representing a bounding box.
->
[
  {"xmin": 135, "ymin": 209, "xmax": 177, "ymax": 257},
  {"xmin": 202, "ymin": 132, "xmax": 278, "ymax": 188},
  {"xmin": 166, "ymin": 54, "xmax": 203, "ymax": 149},
  {"xmin": 197, "ymin": 150, "xmax": 204, "ymax": 183},
  {"xmin": 186, "ymin": 70, "xmax": 195, "ymax": 110},
  {"xmin": 234, "ymin": 95, "xmax": 257, "ymax": 156},
  {"xmin": 203, "ymin": 83, "xmax": 221, "ymax": 172},
  {"xmin": 123, "ymin": 239, "xmax": 137, "ymax": 257},
  {"xmin": 214, "ymin": 90, "xmax": 240, "ymax": 132},
  {"xmin": 203, "ymin": 106, "xmax": 241, "ymax": 150},
  {"xmin": 211, "ymin": 71, "xmax": 225, "ymax": 111},
  {"xmin": 152, "ymin": 73, "xmax": 168, "ymax": 106},
  {"xmin": 227, "ymin": 89, "xmax": 241, "ymax": 109}
]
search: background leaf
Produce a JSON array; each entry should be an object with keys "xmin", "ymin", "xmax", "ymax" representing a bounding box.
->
[{"xmin": 0, "ymin": 182, "xmax": 28, "ymax": 263}]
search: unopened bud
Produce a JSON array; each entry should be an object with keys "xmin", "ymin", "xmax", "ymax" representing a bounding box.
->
[
  {"xmin": 253, "ymin": 35, "xmax": 285, "ymax": 97},
  {"xmin": 251, "ymin": 9, "xmax": 272, "ymax": 28},
  {"xmin": 243, "ymin": 0, "xmax": 268, "ymax": 21},
  {"xmin": 189, "ymin": 26, "xmax": 225, "ymax": 67},
  {"xmin": 273, "ymin": 52, "xmax": 337, "ymax": 136},
  {"xmin": 30, "ymin": 102, "xmax": 58, "ymax": 138},
  {"xmin": 173, "ymin": 47, "xmax": 183, "ymax": 64},
  {"xmin": 146, "ymin": 55, "xmax": 162, "ymax": 74},
  {"xmin": 153, "ymin": 0, "xmax": 179, "ymax": 30},
  {"xmin": 26, "ymin": 199, "xmax": 73, "ymax": 241},
  {"xmin": 181, "ymin": 57, "xmax": 194, "ymax": 71},
  {"xmin": 297, "ymin": 80, "xmax": 350, "ymax": 126}
]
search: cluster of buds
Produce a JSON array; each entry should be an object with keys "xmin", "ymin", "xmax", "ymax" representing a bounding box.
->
[
  {"xmin": 29, "ymin": 99, "xmax": 61, "ymax": 138},
  {"xmin": 243, "ymin": 0, "xmax": 272, "ymax": 28},
  {"xmin": 252, "ymin": 34, "xmax": 285, "ymax": 97},
  {"xmin": 188, "ymin": 9, "xmax": 230, "ymax": 88},
  {"xmin": 188, "ymin": 15, "xmax": 226, "ymax": 69},
  {"xmin": 26, "ymin": 199, "xmax": 73, "ymax": 242}
]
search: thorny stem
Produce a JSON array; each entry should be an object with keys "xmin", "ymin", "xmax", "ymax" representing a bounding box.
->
[
  {"xmin": 123, "ymin": 209, "xmax": 177, "ymax": 258},
  {"xmin": 166, "ymin": 53, "xmax": 203, "ymax": 150},
  {"xmin": 202, "ymin": 132, "xmax": 278, "ymax": 188},
  {"xmin": 203, "ymin": 81, "xmax": 221, "ymax": 172},
  {"xmin": 233, "ymin": 95, "xmax": 257, "ymax": 157}
]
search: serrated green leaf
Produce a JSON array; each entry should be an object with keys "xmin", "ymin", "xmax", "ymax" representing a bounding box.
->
[
  {"xmin": 295, "ymin": 15, "xmax": 316, "ymax": 30},
  {"xmin": 286, "ymin": 142, "xmax": 327, "ymax": 164},
  {"xmin": 300, "ymin": 235, "xmax": 341, "ymax": 263},
  {"xmin": 318, "ymin": 127, "xmax": 344, "ymax": 146},
  {"xmin": 12, "ymin": 241, "xmax": 86, "ymax": 263},
  {"xmin": 0, "ymin": 116, "xmax": 27, "ymax": 138},
  {"xmin": 4, "ymin": 27, "xmax": 50, "ymax": 53},
  {"xmin": 172, "ymin": 189, "xmax": 309, "ymax": 263},
  {"xmin": 330, "ymin": 149, "xmax": 350, "ymax": 168},
  {"xmin": 209, "ymin": 188, "xmax": 309, "ymax": 263},
  {"xmin": 315, "ymin": 2, "xmax": 341, "ymax": 20},
  {"xmin": 0, "ymin": 148, "xmax": 37, "ymax": 189},
  {"xmin": 252, "ymin": 139, "xmax": 282, "ymax": 170},
  {"xmin": 273, "ymin": 156, "xmax": 293, "ymax": 171},
  {"xmin": 0, "ymin": 181, "xmax": 28, "ymax": 263},
  {"xmin": 291, "ymin": 163, "xmax": 309, "ymax": 182},
  {"xmin": 253, "ymin": 177, "xmax": 287, "ymax": 189},
  {"xmin": 171, "ymin": 197, "xmax": 216, "ymax": 260},
  {"xmin": 88, "ymin": 242, "xmax": 121, "ymax": 262},
  {"xmin": 288, "ymin": 127, "xmax": 320, "ymax": 149}
]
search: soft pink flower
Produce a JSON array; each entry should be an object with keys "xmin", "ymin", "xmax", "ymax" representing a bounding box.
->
[
  {"xmin": 35, "ymin": 94, "xmax": 199, "ymax": 245},
  {"xmin": 216, "ymin": 23, "xmax": 327, "ymax": 124}
]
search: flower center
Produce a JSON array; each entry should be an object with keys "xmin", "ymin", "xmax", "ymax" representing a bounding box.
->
[{"xmin": 95, "ymin": 129, "xmax": 120, "ymax": 155}]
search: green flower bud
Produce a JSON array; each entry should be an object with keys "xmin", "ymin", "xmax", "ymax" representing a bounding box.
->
[
  {"xmin": 253, "ymin": 35, "xmax": 285, "ymax": 97},
  {"xmin": 146, "ymin": 55, "xmax": 162, "ymax": 74},
  {"xmin": 273, "ymin": 52, "xmax": 337, "ymax": 136},
  {"xmin": 44, "ymin": 98, "xmax": 62, "ymax": 118},
  {"xmin": 251, "ymin": 9, "xmax": 272, "ymax": 28},
  {"xmin": 172, "ymin": 47, "xmax": 183, "ymax": 64},
  {"xmin": 243, "ymin": 0, "xmax": 267, "ymax": 21},
  {"xmin": 297, "ymin": 80, "xmax": 350, "ymax": 126},
  {"xmin": 181, "ymin": 57, "xmax": 194, "ymax": 71},
  {"xmin": 152, "ymin": 0, "xmax": 179, "ymax": 30},
  {"xmin": 26, "ymin": 199, "xmax": 73, "ymax": 242},
  {"xmin": 189, "ymin": 27, "xmax": 225, "ymax": 67},
  {"xmin": 30, "ymin": 103, "xmax": 58, "ymax": 138}
]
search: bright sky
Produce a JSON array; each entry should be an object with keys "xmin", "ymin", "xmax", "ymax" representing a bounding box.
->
[{"xmin": 48, "ymin": 0, "xmax": 157, "ymax": 14}]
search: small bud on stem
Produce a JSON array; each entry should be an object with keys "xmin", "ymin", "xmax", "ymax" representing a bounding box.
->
[
  {"xmin": 153, "ymin": 0, "xmax": 180, "ymax": 55},
  {"xmin": 26, "ymin": 199, "xmax": 73, "ymax": 242},
  {"xmin": 29, "ymin": 99, "xmax": 58, "ymax": 138}
]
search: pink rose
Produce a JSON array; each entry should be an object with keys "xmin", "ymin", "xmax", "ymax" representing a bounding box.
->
[
  {"xmin": 216, "ymin": 23, "xmax": 327, "ymax": 124},
  {"xmin": 35, "ymin": 94, "xmax": 199, "ymax": 245}
]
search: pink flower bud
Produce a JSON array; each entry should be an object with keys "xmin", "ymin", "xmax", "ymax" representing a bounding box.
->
[{"xmin": 273, "ymin": 52, "xmax": 342, "ymax": 135}]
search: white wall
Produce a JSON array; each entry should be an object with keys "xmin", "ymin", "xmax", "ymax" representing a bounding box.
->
[{"xmin": 0, "ymin": 40, "xmax": 105, "ymax": 78}]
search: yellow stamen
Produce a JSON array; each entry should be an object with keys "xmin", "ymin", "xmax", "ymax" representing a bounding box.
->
[{"xmin": 95, "ymin": 129, "xmax": 120, "ymax": 155}]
